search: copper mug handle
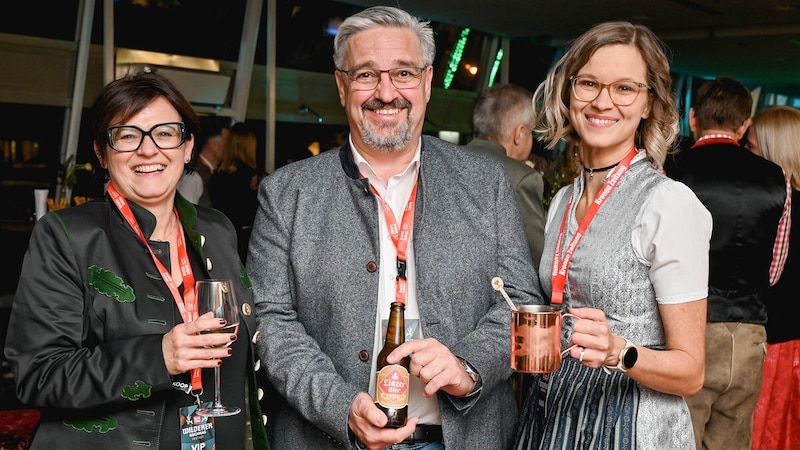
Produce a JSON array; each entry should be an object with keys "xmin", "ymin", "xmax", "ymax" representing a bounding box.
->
[{"xmin": 559, "ymin": 312, "xmax": 579, "ymax": 357}]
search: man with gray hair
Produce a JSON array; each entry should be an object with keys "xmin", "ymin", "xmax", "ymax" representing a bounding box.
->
[
  {"xmin": 248, "ymin": 5, "xmax": 543, "ymax": 450},
  {"xmin": 466, "ymin": 83, "xmax": 546, "ymax": 268}
]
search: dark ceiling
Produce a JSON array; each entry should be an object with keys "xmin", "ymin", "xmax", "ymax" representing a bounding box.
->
[{"xmin": 342, "ymin": 0, "xmax": 800, "ymax": 99}]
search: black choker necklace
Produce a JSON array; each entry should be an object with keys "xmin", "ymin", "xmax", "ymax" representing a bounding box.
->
[{"xmin": 583, "ymin": 161, "xmax": 620, "ymax": 179}]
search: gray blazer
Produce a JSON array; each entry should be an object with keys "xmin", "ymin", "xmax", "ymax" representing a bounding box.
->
[
  {"xmin": 465, "ymin": 138, "xmax": 546, "ymax": 269},
  {"xmin": 248, "ymin": 135, "xmax": 544, "ymax": 449}
]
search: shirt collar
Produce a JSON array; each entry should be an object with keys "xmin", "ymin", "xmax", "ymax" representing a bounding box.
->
[{"xmin": 349, "ymin": 134, "xmax": 421, "ymax": 190}]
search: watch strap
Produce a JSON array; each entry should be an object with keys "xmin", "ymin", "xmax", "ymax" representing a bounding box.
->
[
  {"xmin": 603, "ymin": 337, "xmax": 636, "ymax": 374},
  {"xmin": 458, "ymin": 358, "xmax": 482, "ymax": 395}
]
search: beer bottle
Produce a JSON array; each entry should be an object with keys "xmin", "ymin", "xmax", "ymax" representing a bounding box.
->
[{"xmin": 374, "ymin": 301, "xmax": 410, "ymax": 427}]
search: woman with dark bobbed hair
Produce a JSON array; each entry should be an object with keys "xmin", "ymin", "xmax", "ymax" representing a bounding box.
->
[{"xmin": 4, "ymin": 70, "xmax": 270, "ymax": 449}]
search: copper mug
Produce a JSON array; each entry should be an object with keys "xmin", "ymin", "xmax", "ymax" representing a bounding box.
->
[{"xmin": 511, "ymin": 304, "xmax": 577, "ymax": 373}]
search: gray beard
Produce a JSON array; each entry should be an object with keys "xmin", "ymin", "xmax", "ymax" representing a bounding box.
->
[{"xmin": 361, "ymin": 118, "xmax": 412, "ymax": 153}]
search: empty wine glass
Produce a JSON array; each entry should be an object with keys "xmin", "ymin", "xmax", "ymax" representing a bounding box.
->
[{"xmin": 195, "ymin": 278, "xmax": 241, "ymax": 417}]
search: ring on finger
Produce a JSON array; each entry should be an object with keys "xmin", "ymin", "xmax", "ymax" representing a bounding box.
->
[{"xmin": 579, "ymin": 347, "xmax": 586, "ymax": 362}]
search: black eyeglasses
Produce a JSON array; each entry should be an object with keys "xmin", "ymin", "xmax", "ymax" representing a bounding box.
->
[
  {"xmin": 106, "ymin": 122, "xmax": 186, "ymax": 152},
  {"xmin": 569, "ymin": 76, "xmax": 651, "ymax": 106},
  {"xmin": 338, "ymin": 66, "xmax": 427, "ymax": 91}
]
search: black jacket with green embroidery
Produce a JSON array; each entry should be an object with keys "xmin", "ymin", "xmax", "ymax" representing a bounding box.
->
[{"xmin": 4, "ymin": 193, "xmax": 270, "ymax": 449}]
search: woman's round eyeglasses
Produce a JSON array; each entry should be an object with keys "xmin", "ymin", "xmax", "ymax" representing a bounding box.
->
[{"xmin": 569, "ymin": 76, "xmax": 651, "ymax": 106}]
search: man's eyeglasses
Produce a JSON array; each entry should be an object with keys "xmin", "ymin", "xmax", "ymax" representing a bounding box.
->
[
  {"xmin": 338, "ymin": 66, "xmax": 427, "ymax": 91},
  {"xmin": 569, "ymin": 76, "xmax": 651, "ymax": 106},
  {"xmin": 106, "ymin": 122, "xmax": 186, "ymax": 152}
]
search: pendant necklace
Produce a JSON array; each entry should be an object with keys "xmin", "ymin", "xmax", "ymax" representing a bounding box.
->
[{"xmin": 583, "ymin": 161, "xmax": 621, "ymax": 179}]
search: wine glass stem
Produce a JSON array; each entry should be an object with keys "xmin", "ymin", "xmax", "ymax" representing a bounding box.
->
[{"xmin": 214, "ymin": 366, "xmax": 223, "ymax": 407}]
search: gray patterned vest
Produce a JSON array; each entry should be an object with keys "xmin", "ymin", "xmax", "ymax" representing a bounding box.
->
[{"xmin": 540, "ymin": 156, "xmax": 672, "ymax": 349}]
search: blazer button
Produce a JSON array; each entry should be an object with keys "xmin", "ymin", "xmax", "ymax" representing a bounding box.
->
[
  {"xmin": 242, "ymin": 303, "xmax": 252, "ymax": 317},
  {"xmin": 366, "ymin": 261, "xmax": 378, "ymax": 272},
  {"xmin": 359, "ymin": 350, "xmax": 370, "ymax": 361},
  {"xmin": 252, "ymin": 331, "xmax": 261, "ymax": 344}
]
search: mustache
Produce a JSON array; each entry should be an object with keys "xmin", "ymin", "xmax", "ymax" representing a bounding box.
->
[{"xmin": 361, "ymin": 99, "xmax": 411, "ymax": 110}]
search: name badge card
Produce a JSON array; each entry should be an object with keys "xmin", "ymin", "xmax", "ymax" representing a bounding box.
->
[{"xmin": 180, "ymin": 404, "xmax": 216, "ymax": 450}]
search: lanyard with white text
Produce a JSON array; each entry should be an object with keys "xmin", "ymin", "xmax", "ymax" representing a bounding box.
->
[
  {"xmin": 107, "ymin": 183, "xmax": 202, "ymax": 391},
  {"xmin": 550, "ymin": 147, "xmax": 638, "ymax": 304},
  {"xmin": 368, "ymin": 179, "xmax": 418, "ymax": 305}
]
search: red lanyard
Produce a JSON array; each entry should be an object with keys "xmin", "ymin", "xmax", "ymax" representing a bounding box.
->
[
  {"xmin": 107, "ymin": 183, "xmax": 202, "ymax": 390},
  {"xmin": 550, "ymin": 147, "xmax": 638, "ymax": 304},
  {"xmin": 368, "ymin": 180, "xmax": 418, "ymax": 305}
]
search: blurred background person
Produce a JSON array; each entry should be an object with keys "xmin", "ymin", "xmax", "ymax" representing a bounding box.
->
[
  {"xmin": 665, "ymin": 76, "xmax": 790, "ymax": 450},
  {"xmin": 187, "ymin": 122, "xmax": 229, "ymax": 207},
  {"xmin": 745, "ymin": 105, "xmax": 799, "ymax": 450},
  {"xmin": 465, "ymin": 83, "xmax": 546, "ymax": 269},
  {"xmin": 464, "ymin": 83, "xmax": 546, "ymax": 411},
  {"xmin": 3, "ymin": 71, "xmax": 269, "ymax": 449},
  {"xmin": 178, "ymin": 122, "xmax": 228, "ymax": 205},
  {"xmin": 210, "ymin": 121, "xmax": 265, "ymax": 263}
]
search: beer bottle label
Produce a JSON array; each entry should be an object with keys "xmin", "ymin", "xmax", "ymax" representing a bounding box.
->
[{"xmin": 374, "ymin": 364, "xmax": 410, "ymax": 408}]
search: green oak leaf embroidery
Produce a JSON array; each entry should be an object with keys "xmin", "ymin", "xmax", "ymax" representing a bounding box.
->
[
  {"xmin": 121, "ymin": 380, "xmax": 152, "ymax": 401},
  {"xmin": 88, "ymin": 265, "xmax": 135, "ymax": 303},
  {"xmin": 63, "ymin": 415, "xmax": 118, "ymax": 433},
  {"xmin": 239, "ymin": 261, "xmax": 252, "ymax": 289}
]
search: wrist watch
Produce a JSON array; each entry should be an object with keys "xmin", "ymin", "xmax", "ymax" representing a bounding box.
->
[
  {"xmin": 603, "ymin": 338, "xmax": 638, "ymax": 373},
  {"xmin": 458, "ymin": 358, "xmax": 482, "ymax": 395}
]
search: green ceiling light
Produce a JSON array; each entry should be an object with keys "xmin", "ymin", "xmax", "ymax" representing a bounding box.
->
[
  {"xmin": 487, "ymin": 48, "xmax": 504, "ymax": 88},
  {"xmin": 443, "ymin": 28, "xmax": 470, "ymax": 89}
]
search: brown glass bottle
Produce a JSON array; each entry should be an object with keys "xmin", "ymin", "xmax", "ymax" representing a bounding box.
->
[{"xmin": 374, "ymin": 301, "xmax": 410, "ymax": 428}]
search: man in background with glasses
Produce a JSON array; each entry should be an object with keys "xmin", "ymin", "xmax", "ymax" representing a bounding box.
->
[{"xmin": 248, "ymin": 5, "xmax": 543, "ymax": 450}]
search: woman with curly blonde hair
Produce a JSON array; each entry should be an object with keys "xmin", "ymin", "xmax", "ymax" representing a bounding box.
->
[{"xmin": 515, "ymin": 21, "xmax": 711, "ymax": 449}]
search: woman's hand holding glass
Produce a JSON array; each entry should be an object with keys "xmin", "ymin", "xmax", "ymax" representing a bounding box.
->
[
  {"xmin": 161, "ymin": 311, "xmax": 237, "ymax": 376},
  {"xmin": 195, "ymin": 278, "xmax": 241, "ymax": 416}
]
